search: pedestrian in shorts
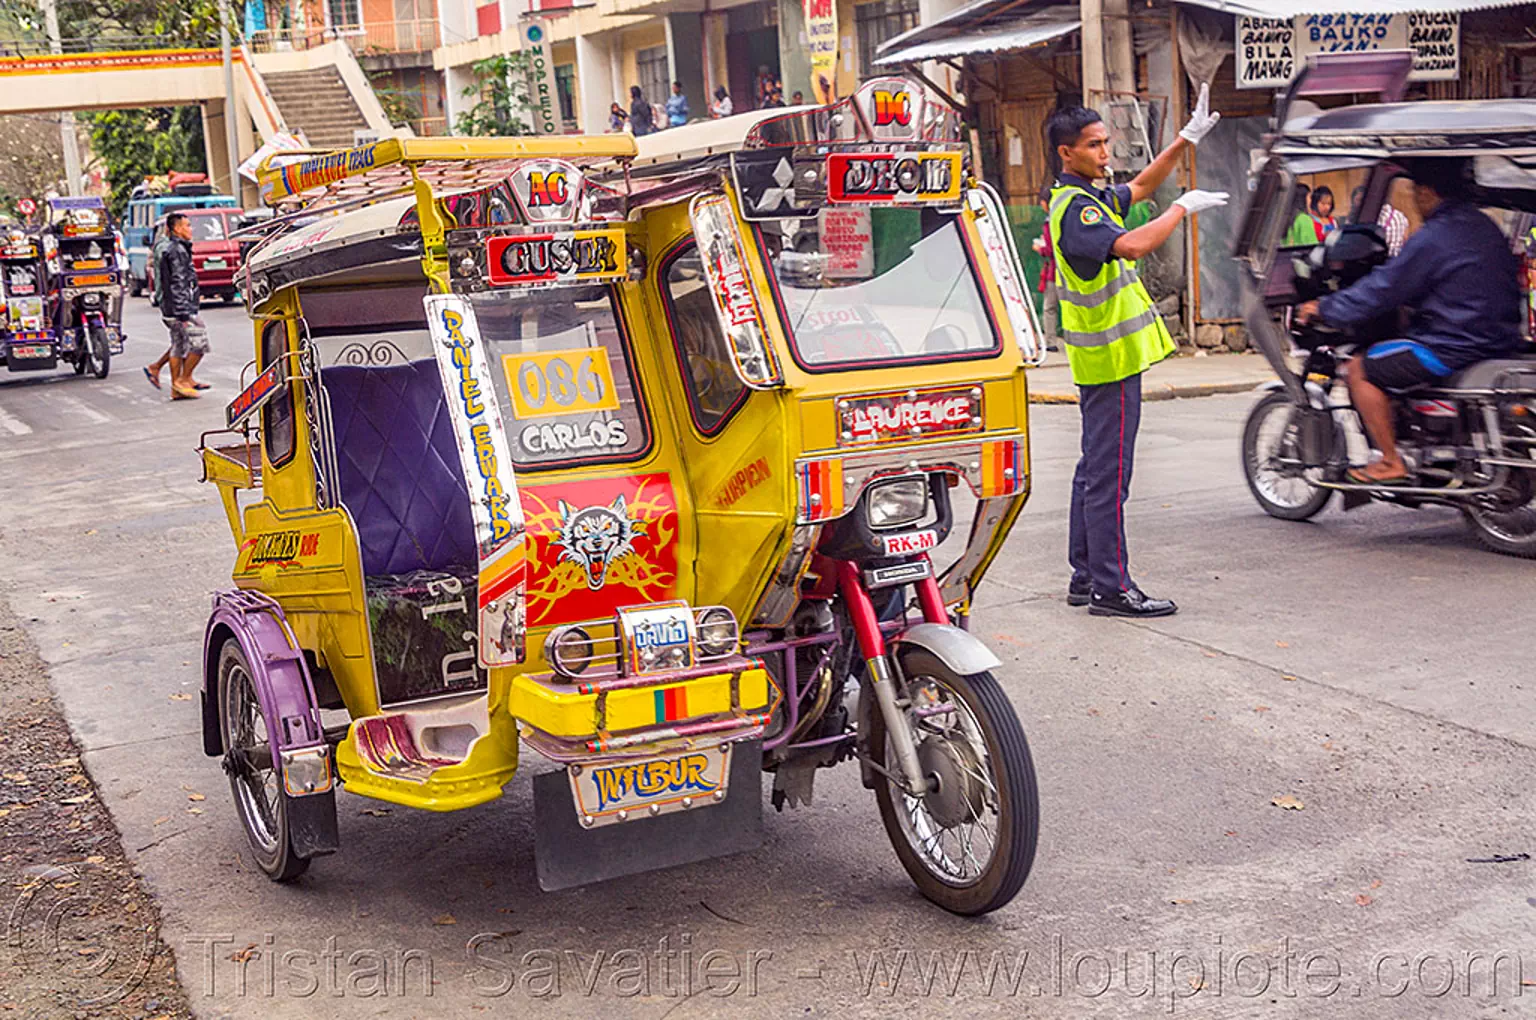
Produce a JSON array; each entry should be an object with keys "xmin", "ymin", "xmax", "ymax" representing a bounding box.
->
[{"xmin": 159, "ymin": 212, "xmax": 208, "ymax": 400}]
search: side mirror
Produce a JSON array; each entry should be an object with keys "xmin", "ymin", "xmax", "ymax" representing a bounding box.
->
[{"xmin": 688, "ymin": 191, "xmax": 784, "ymax": 390}]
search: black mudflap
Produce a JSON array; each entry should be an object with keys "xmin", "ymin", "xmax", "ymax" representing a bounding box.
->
[
  {"xmin": 286, "ymin": 790, "xmax": 340, "ymax": 859},
  {"xmin": 532, "ymin": 741, "xmax": 763, "ymax": 892}
]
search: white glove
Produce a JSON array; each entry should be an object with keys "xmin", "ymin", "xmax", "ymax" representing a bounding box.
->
[
  {"xmin": 1179, "ymin": 83, "xmax": 1221, "ymax": 145},
  {"xmin": 1173, "ymin": 189, "xmax": 1229, "ymax": 215}
]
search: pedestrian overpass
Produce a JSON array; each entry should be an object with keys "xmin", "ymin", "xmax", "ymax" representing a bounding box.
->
[{"xmin": 0, "ymin": 43, "xmax": 395, "ymax": 206}]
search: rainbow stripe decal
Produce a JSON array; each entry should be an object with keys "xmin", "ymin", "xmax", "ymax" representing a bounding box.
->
[
  {"xmin": 653, "ymin": 685, "xmax": 689, "ymax": 724},
  {"xmin": 980, "ymin": 439, "xmax": 1024, "ymax": 498},
  {"xmin": 796, "ymin": 458, "xmax": 845, "ymax": 522}
]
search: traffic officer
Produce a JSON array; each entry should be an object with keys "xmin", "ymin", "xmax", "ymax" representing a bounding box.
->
[{"xmin": 1049, "ymin": 84, "xmax": 1227, "ymax": 618}]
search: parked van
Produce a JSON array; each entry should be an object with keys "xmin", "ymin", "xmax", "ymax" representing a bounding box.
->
[{"xmin": 122, "ymin": 174, "xmax": 237, "ymax": 296}]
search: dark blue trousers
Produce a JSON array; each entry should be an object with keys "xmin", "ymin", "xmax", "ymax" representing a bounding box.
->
[{"xmin": 1069, "ymin": 372, "xmax": 1142, "ymax": 596}]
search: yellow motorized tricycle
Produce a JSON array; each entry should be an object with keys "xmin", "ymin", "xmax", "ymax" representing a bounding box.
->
[{"xmin": 198, "ymin": 77, "xmax": 1047, "ymax": 914}]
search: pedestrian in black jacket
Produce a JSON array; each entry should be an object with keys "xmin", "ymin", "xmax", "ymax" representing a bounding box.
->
[{"xmin": 160, "ymin": 212, "xmax": 208, "ymax": 399}]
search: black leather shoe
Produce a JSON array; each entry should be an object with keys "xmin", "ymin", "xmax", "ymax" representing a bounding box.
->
[
  {"xmin": 1089, "ymin": 589, "xmax": 1178, "ymax": 618},
  {"xmin": 1067, "ymin": 581, "xmax": 1092, "ymax": 607}
]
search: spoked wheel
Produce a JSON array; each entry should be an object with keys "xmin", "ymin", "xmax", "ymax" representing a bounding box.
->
[
  {"xmin": 1464, "ymin": 457, "xmax": 1536, "ymax": 558},
  {"xmin": 1242, "ymin": 391, "xmax": 1333, "ymax": 521},
  {"xmin": 870, "ymin": 649, "xmax": 1039, "ymax": 915},
  {"xmin": 86, "ymin": 323, "xmax": 110, "ymax": 379},
  {"xmin": 217, "ymin": 639, "xmax": 309, "ymax": 881}
]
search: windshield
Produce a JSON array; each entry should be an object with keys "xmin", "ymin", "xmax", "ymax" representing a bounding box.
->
[
  {"xmin": 467, "ymin": 286, "xmax": 648, "ymax": 469},
  {"xmin": 190, "ymin": 214, "xmax": 228, "ymax": 242},
  {"xmin": 761, "ymin": 209, "xmax": 998, "ymax": 369}
]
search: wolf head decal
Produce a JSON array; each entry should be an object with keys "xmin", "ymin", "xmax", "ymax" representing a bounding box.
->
[{"xmin": 554, "ymin": 495, "xmax": 645, "ymax": 590}]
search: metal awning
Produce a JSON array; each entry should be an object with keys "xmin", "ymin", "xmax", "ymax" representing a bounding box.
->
[
  {"xmin": 1175, "ymin": 0, "xmax": 1533, "ymax": 16},
  {"xmin": 875, "ymin": 2, "xmax": 1078, "ymax": 66}
]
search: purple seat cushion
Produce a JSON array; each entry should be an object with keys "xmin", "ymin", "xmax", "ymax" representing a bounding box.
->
[{"xmin": 322, "ymin": 359, "xmax": 477, "ymax": 576}]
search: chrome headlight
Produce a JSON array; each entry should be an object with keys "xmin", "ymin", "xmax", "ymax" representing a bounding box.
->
[
  {"xmin": 866, "ymin": 477, "xmax": 928, "ymax": 530},
  {"xmin": 545, "ymin": 625, "xmax": 594, "ymax": 677},
  {"xmin": 695, "ymin": 606, "xmax": 739, "ymax": 658},
  {"xmin": 78, "ymin": 292, "xmax": 102, "ymax": 308}
]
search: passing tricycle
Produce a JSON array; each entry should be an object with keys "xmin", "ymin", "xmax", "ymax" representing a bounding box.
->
[
  {"xmin": 40, "ymin": 196, "xmax": 126, "ymax": 378},
  {"xmin": 0, "ymin": 224, "xmax": 55, "ymax": 374},
  {"xmin": 198, "ymin": 77, "xmax": 1047, "ymax": 914}
]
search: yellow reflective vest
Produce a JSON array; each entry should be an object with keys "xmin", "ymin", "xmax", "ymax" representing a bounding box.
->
[{"xmin": 1048, "ymin": 183, "xmax": 1175, "ymax": 385}]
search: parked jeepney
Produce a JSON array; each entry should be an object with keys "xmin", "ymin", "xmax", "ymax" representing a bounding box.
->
[{"xmin": 198, "ymin": 77, "xmax": 1048, "ymax": 914}]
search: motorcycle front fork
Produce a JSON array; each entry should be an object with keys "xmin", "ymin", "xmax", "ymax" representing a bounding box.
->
[{"xmin": 835, "ymin": 558, "xmax": 944, "ymax": 797}]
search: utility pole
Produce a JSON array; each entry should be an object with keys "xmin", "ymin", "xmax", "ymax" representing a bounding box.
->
[
  {"xmin": 1079, "ymin": 0, "xmax": 1135, "ymax": 108},
  {"xmin": 39, "ymin": 0, "xmax": 83, "ymax": 196},
  {"xmin": 1080, "ymin": 0, "xmax": 1105, "ymax": 106},
  {"xmin": 219, "ymin": 0, "xmax": 240, "ymax": 193}
]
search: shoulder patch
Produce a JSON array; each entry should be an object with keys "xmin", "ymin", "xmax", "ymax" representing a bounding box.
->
[{"xmin": 1079, "ymin": 205, "xmax": 1103, "ymax": 226}]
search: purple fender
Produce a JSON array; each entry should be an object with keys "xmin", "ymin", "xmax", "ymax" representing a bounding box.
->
[{"xmin": 200, "ymin": 588, "xmax": 325, "ymax": 760}]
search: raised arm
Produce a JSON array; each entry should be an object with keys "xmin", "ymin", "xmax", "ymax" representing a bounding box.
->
[{"xmin": 1128, "ymin": 83, "xmax": 1221, "ymax": 205}]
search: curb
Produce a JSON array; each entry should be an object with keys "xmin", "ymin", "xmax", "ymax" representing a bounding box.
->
[{"xmin": 1028, "ymin": 380, "xmax": 1269, "ymax": 405}]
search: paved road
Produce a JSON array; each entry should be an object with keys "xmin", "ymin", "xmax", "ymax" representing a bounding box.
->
[{"xmin": 2, "ymin": 297, "xmax": 1534, "ymax": 1018}]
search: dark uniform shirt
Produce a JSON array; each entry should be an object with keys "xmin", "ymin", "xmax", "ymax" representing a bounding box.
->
[
  {"xmin": 1053, "ymin": 172, "xmax": 1133, "ymax": 281},
  {"xmin": 1318, "ymin": 199, "xmax": 1522, "ymax": 370}
]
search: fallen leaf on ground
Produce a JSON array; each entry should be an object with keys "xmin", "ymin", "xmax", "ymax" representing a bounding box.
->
[
  {"xmin": 186, "ymin": 793, "xmax": 205, "ymax": 802},
  {"xmin": 1272, "ymin": 795, "xmax": 1305, "ymax": 810},
  {"xmin": 1355, "ymin": 894, "xmax": 1373, "ymax": 906},
  {"xmin": 64, "ymin": 774, "xmax": 87, "ymax": 786},
  {"xmin": 1281, "ymin": 674, "xmax": 1299, "ymax": 682},
  {"xmin": 59, "ymin": 795, "xmax": 91, "ymax": 805},
  {"xmin": 434, "ymin": 914, "xmax": 457, "ymax": 926},
  {"xmin": 1275, "ymin": 641, "xmax": 1290, "ymax": 648},
  {"xmin": 3, "ymin": 773, "xmax": 29, "ymax": 784},
  {"xmin": 229, "ymin": 944, "xmax": 257, "ymax": 963},
  {"xmin": 360, "ymin": 808, "xmax": 390, "ymax": 817},
  {"xmin": 153, "ymin": 816, "xmax": 170, "ymax": 826},
  {"xmin": 85, "ymin": 855, "xmax": 104, "ymax": 864},
  {"xmin": 168, "ymin": 693, "xmax": 193, "ymax": 702},
  {"xmin": 1170, "ymin": 898, "xmax": 1194, "ymax": 905},
  {"xmin": 1202, "ymin": 651, "xmax": 1220, "ymax": 658}
]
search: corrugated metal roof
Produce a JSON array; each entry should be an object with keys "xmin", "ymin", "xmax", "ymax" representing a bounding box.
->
[
  {"xmin": 1177, "ymin": 0, "xmax": 1533, "ymax": 16},
  {"xmin": 876, "ymin": 1, "xmax": 1074, "ymax": 59},
  {"xmin": 876, "ymin": 8, "xmax": 1079, "ymax": 66}
]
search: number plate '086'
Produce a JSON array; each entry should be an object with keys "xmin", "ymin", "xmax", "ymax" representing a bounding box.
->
[{"xmin": 502, "ymin": 347, "xmax": 621, "ymax": 420}]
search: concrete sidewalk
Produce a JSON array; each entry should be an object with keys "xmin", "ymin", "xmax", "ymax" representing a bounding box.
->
[{"xmin": 1026, "ymin": 350, "xmax": 1277, "ymax": 403}]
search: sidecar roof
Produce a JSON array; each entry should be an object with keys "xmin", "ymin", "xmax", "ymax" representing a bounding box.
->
[
  {"xmin": 1275, "ymin": 99, "xmax": 1536, "ymax": 159},
  {"xmin": 256, "ymin": 135, "xmax": 638, "ymax": 212}
]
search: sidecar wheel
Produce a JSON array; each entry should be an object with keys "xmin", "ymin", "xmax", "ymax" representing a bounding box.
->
[
  {"xmin": 870, "ymin": 649, "xmax": 1038, "ymax": 915},
  {"xmin": 217, "ymin": 639, "xmax": 309, "ymax": 882}
]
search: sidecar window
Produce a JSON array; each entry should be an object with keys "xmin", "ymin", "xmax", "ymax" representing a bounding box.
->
[
  {"xmin": 467, "ymin": 286, "xmax": 651, "ymax": 470},
  {"xmin": 662, "ymin": 243, "xmax": 747, "ymax": 435},
  {"xmin": 260, "ymin": 320, "xmax": 296, "ymax": 469}
]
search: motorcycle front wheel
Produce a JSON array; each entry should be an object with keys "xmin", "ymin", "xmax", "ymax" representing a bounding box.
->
[
  {"xmin": 86, "ymin": 323, "xmax": 110, "ymax": 379},
  {"xmin": 869, "ymin": 648, "xmax": 1038, "ymax": 915},
  {"xmin": 1242, "ymin": 391, "xmax": 1333, "ymax": 521}
]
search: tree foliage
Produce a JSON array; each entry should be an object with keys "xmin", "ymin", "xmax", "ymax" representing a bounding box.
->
[
  {"xmin": 0, "ymin": 115, "xmax": 84, "ymax": 214},
  {"xmin": 88, "ymin": 107, "xmax": 207, "ymax": 216},
  {"xmin": 0, "ymin": 0, "xmax": 238, "ymax": 47},
  {"xmin": 455, "ymin": 54, "xmax": 533, "ymax": 138}
]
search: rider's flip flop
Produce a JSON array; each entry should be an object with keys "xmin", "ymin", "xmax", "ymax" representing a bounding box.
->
[
  {"xmin": 192, "ymin": 382, "xmax": 211, "ymax": 390},
  {"xmin": 1347, "ymin": 468, "xmax": 1408, "ymax": 486},
  {"xmin": 142, "ymin": 366, "xmax": 161, "ymax": 390}
]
